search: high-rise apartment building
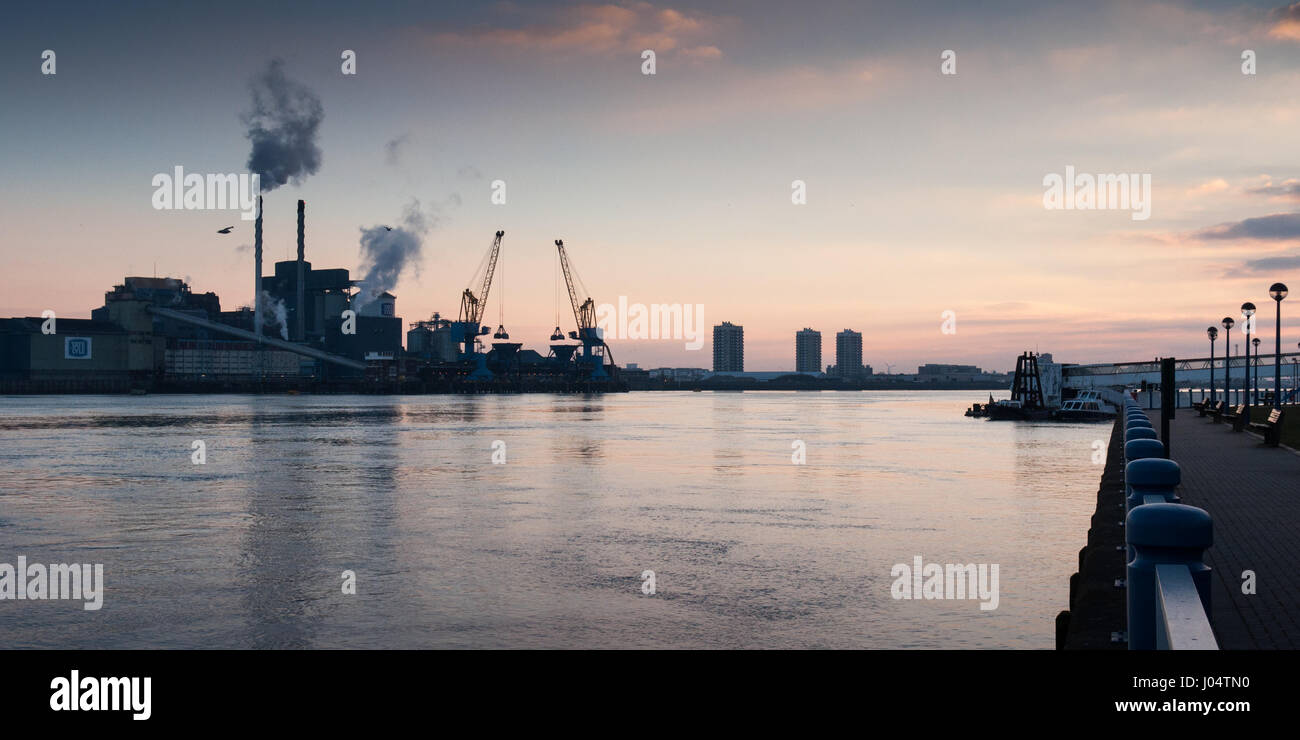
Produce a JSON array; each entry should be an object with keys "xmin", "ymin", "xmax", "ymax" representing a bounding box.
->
[
  {"xmin": 835, "ymin": 329, "xmax": 863, "ymax": 378},
  {"xmin": 713, "ymin": 322, "xmax": 744, "ymax": 372},
  {"xmin": 795, "ymin": 328, "xmax": 821, "ymax": 373}
]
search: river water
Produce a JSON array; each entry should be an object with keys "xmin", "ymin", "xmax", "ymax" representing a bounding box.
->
[{"xmin": 0, "ymin": 391, "xmax": 1105, "ymax": 649}]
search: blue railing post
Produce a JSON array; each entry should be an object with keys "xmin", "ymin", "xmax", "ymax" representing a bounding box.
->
[
  {"xmin": 1126, "ymin": 503, "xmax": 1213, "ymax": 650},
  {"xmin": 1126, "ymin": 426, "xmax": 1157, "ymax": 443},
  {"xmin": 1124, "ymin": 438, "xmax": 1164, "ymax": 465},
  {"xmin": 1125, "ymin": 458, "xmax": 1181, "ymax": 512}
]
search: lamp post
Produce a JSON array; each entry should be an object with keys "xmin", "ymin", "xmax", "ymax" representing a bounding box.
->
[
  {"xmin": 1270, "ymin": 283, "xmax": 1288, "ymax": 410},
  {"xmin": 1242, "ymin": 302, "xmax": 1256, "ymax": 408},
  {"xmin": 1207, "ymin": 326, "xmax": 1218, "ymax": 403},
  {"xmin": 1222, "ymin": 317, "xmax": 1234, "ymax": 405},
  {"xmin": 1253, "ymin": 337, "xmax": 1261, "ymax": 404}
]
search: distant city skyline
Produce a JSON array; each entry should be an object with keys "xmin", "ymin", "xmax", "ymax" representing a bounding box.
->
[{"xmin": 5, "ymin": 1, "xmax": 1300, "ymax": 372}]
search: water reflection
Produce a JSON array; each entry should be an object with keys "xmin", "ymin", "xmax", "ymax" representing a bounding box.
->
[{"xmin": 0, "ymin": 391, "xmax": 1104, "ymax": 648}]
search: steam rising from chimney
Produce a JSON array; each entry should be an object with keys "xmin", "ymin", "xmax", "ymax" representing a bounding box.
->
[
  {"xmin": 355, "ymin": 200, "xmax": 433, "ymax": 311},
  {"xmin": 260, "ymin": 291, "xmax": 290, "ymax": 341},
  {"xmin": 242, "ymin": 59, "xmax": 323, "ymax": 193}
]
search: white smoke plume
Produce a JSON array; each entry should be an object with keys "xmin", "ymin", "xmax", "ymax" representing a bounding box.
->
[
  {"xmin": 242, "ymin": 59, "xmax": 324, "ymax": 193},
  {"xmin": 354, "ymin": 199, "xmax": 435, "ymax": 312},
  {"xmin": 260, "ymin": 290, "xmax": 289, "ymax": 341}
]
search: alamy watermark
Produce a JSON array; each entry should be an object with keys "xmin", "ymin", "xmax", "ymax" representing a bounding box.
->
[
  {"xmin": 891, "ymin": 555, "xmax": 999, "ymax": 611},
  {"xmin": 0, "ymin": 556, "xmax": 104, "ymax": 610},
  {"xmin": 595, "ymin": 297, "xmax": 705, "ymax": 350},
  {"xmin": 50, "ymin": 670, "xmax": 150, "ymax": 720},
  {"xmin": 152, "ymin": 167, "xmax": 260, "ymax": 220},
  {"xmin": 1043, "ymin": 165, "xmax": 1151, "ymax": 221}
]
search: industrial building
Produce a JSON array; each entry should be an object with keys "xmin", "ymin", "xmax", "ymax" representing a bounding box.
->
[
  {"xmin": 795, "ymin": 328, "xmax": 822, "ymax": 373},
  {"xmin": 918, "ymin": 363, "xmax": 983, "ymax": 381},
  {"xmin": 2, "ymin": 202, "xmax": 626, "ymax": 394},
  {"xmin": 713, "ymin": 321, "xmax": 744, "ymax": 372},
  {"xmin": 0, "ymin": 314, "xmax": 151, "ymax": 393},
  {"xmin": 1, "ymin": 200, "xmax": 399, "ymax": 392}
]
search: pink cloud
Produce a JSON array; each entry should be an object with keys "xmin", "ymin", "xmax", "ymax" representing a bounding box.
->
[
  {"xmin": 430, "ymin": 3, "xmax": 722, "ymax": 58},
  {"xmin": 1269, "ymin": 3, "xmax": 1300, "ymax": 40}
]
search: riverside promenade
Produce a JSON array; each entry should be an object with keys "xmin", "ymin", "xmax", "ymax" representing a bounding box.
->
[{"xmin": 1150, "ymin": 408, "xmax": 1300, "ymax": 649}]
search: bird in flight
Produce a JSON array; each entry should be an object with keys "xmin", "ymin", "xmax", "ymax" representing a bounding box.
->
[{"xmin": 217, "ymin": 226, "xmax": 233, "ymax": 234}]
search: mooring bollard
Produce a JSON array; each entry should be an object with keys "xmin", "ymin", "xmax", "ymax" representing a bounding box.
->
[
  {"xmin": 1126, "ymin": 427, "xmax": 1158, "ymax": 443},
  {"xmin": 1125, "ymin": 458, "xmax": 1181, "ymax": 512},
  {"xmin": 1126, "ymin": 503, "xmax": 1212, "ymax": 650},
  {"xmin": 1124, "ymin": 438, "xmax": 1165, "ymax": 465}
]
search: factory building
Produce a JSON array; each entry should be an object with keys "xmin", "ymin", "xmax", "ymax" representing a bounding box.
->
[
  {"xmin": 407, "ymin": 313, "xmax": 458, "ymax": 363},
  {"xmin": 2, "ymin": 202, "xmax": 406, "ymax": 389},
  {"xmin": 261, "ymin": 259, "xmax": 353, "ymax": 343}
]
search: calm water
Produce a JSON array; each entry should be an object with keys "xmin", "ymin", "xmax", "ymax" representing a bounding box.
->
[{"xmin": 0, "ymin": 391, "xmax": 1105, "ymax": 649}]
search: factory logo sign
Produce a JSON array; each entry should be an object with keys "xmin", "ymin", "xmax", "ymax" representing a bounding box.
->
[{"xmin": 64, "ymin": 337, "xmax": 92, "ymax": 360}]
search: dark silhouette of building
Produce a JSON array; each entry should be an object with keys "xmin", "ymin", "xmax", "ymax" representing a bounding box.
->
[
  {"xmin": 795, "ymin": 328, "xmax": 821, "ymax": 373},
  {"xmin": 835, "ymin": 329, "xmax": 863, "ymax": 378},
  {"xmin": 713, "ymin": 321, "xmax": 744, "ymax": 372}
]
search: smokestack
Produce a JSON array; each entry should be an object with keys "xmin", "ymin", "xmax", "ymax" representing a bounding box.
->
[
  {"xmin": 296, "ymin": 199, "xmax": 305, "ymax": 342},
  {"xmin": 254, "ymin": 195, "xmax": 263, "ymax": 340}
]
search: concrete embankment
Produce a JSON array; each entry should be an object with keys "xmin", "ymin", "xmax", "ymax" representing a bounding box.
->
[{"xmin": 1056, "ymin": 416, "xmax": 1126, "ymax": 650}]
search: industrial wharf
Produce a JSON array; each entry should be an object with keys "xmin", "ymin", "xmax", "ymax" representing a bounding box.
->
[{"xmin": 1060, "ymin": 407, "xmax": 1300, "ymax": 649}]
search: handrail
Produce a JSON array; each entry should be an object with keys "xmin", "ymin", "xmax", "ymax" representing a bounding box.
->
[
  {"xmin": 1154, "ymin": 565, "xmax": 1219, "ymax": 650},
  {"xmin": 1122, "ymin": 402, "xmax": 1218, "ymax": 650}
]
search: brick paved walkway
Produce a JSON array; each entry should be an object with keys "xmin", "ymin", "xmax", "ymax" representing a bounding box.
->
[{"xmin": 1151, "ymin": 409, "xmax": 1300, "ymax": 649}]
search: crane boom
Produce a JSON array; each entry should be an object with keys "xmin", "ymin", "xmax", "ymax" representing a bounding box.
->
[
  {"xmin": 555, "ymin": 239, "xmax": 595, "ymax": 330},
  {"xmin": 460, "ymin": 230, "xmax": 504, "ymax": 326}
]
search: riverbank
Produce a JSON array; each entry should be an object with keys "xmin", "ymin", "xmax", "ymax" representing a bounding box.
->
[{"xmin": 1058, "ymin": 408, "xmax": 1300, "ymax": 649}]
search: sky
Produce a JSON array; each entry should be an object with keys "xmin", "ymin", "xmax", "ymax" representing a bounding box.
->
[{"xmin": 3, "ymin": 0, "xmax": 1300, "ymax": 372}]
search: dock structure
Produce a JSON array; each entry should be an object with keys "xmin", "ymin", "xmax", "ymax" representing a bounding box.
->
[
  {"xmin": 1147, "ymin": 410, "xmax": 1300, "ymax": 649},
  {"xmin": 1063, "ymin": 407, "xmax": 1300, "ymax": 649},
  {"xmin": 1063, "ymin": 352, "xmax": 1300, "ymax": 403}
]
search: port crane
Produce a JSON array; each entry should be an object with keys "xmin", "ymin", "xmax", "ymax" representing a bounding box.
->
[
  {"xmin": 554, "ymin": 239, "xmax": 611, "ymax": 379},
  {"xmin": 451, "ymin": 230, "xmax": 504, "ymax": 379}
]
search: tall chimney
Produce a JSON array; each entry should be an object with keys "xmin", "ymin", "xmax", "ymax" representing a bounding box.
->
[
  {"xmin": 254, "ymin": 195, "xmax": 263, "ymax": 340},
  {"xmin": 296, "ymin": 199, "xmax": 306, "ymax": 341}
]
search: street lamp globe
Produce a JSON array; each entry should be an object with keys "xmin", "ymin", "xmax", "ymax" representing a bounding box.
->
[
  {"xmin": 1242, "ymin": 302, "xmax": 1256, "ymax": 318},
  {"xmin": 1253, "ymin": 337, "xmax": 1261, "ymax": 349},
  {"xmin": 1207, "ymin": 326, "xmax": 1218, "ymax": 340},
  {"xmin": 1270, "ymin": 283, "xmax": 1289, "ymax": 302},
  {"xmin": 1222, "ymin": 317, "xmax": 1235, "ymax": 330}
]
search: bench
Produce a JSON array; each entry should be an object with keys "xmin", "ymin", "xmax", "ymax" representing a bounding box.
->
[
  {"xmin": 1247, "ymin": 408, "xmax": 1286, "ymax": 447},
  {"xmin": 1221, "ymin": 404, "xmax": 1247, "ymax": 431},
  {"xmin": 1208, "ymin": 401, "xmax": 1227, "ymax": 423},
  {"xmin": 1194, "ymin": 400, "xmax": 1210, "ymax": 416}
]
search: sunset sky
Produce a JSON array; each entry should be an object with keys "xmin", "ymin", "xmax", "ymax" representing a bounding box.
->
[{"xmin": 4, "ymin": 0, "xmax": 1300, "ymax": 372}]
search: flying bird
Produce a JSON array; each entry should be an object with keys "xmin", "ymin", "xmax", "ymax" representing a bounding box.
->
[
  {"xmin": 217, "ymin": 227, "xmax": 233, "ymax": 234},
  {"xmin": 383, "ymin": 226, "xmax": 393, "ymax": 231}
]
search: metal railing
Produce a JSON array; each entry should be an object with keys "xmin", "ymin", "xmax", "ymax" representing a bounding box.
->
[
  {"xmin": 1154, "ymin": 565, "xmax": 1219, "ymax": 650},
  {"xmin": 1122, "ymin": 401, "xmax": 1218, "ymax": 650}
]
